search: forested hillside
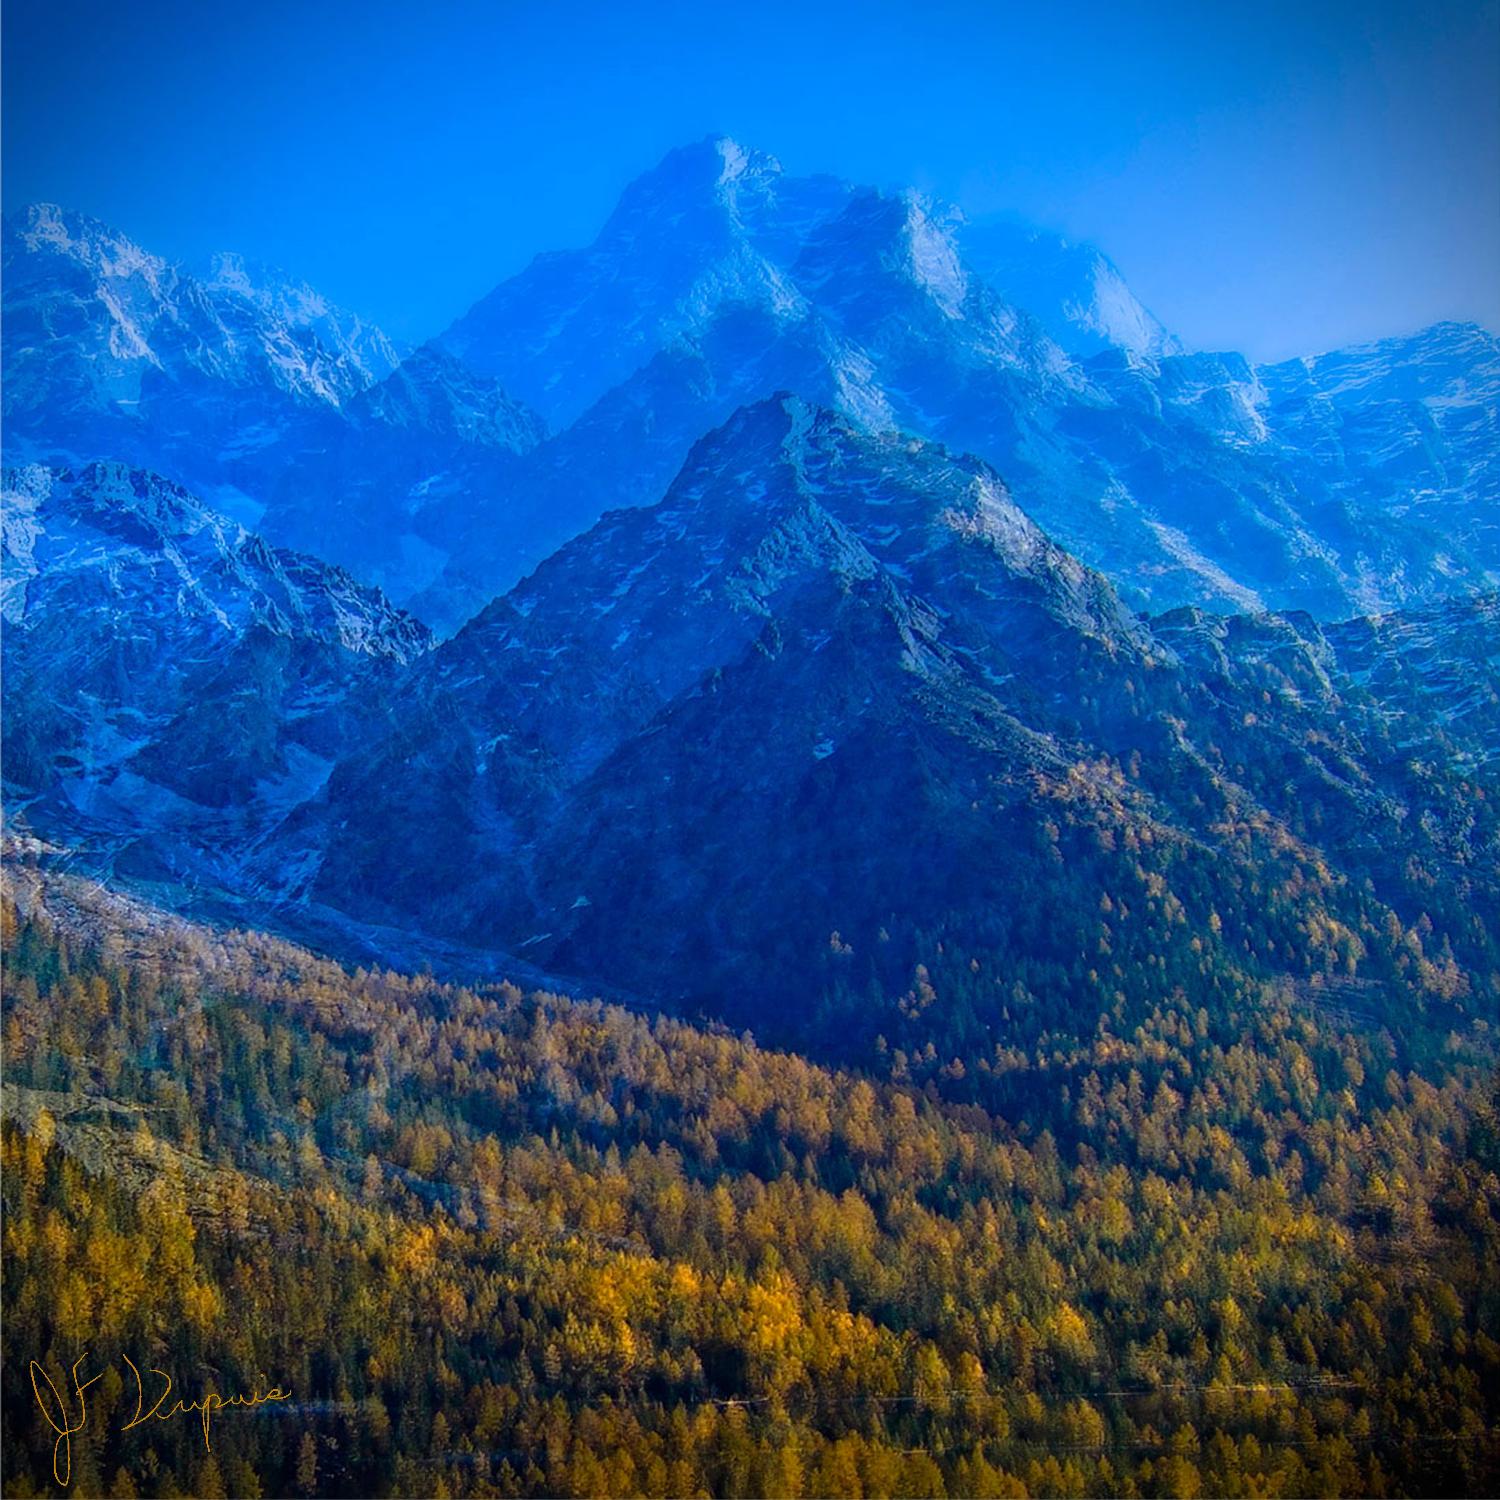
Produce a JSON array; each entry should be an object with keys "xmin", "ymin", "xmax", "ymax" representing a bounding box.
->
[{"xmin": 3, "ymin": 857, "xmax": 1497, "ymax": 1498}]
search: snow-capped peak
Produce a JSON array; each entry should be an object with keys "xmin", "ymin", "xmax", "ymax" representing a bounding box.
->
[
  {"xmin": 8, "ymin": 203, "xmax": 173, "ymax": 290},
  {"xmin": 4, "ymin": 202, "xmax": 404, "ymax": 420},
  {"xmin": 714, "ymin": 135, "xmax": 776, "ymax": 184}
]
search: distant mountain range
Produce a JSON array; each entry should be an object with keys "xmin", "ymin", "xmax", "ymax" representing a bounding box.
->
[
  {"xmin": 3, "ymin": 137, "xmax": 1498, "ymax": 1043},
  {"xmin": 7, "ymin": 138, "xmax": 1498, "ymax": 634}
]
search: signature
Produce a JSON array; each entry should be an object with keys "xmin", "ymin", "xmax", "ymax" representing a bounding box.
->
[{"xmin": 29, "ymin": 1352, "xmax": 290, "ymax": 1488}]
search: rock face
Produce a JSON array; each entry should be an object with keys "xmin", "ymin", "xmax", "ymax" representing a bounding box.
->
[{"xmin": 1, "ymin": 463, "xmax": 430, "ymax": 887}]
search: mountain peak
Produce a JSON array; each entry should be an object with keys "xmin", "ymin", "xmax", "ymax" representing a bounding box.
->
[
  {"xmin": 5, "ymin": 202, "xmax": 170, "ymax": 285},
  {"xmin": 644, "ymin": 134, "xmax": 783, "ymax": 188},
  {"xmin": 708, "ymin": 133, "xmax": 778, "ymax": 183},
  {"xmin": 598, "ymin": 135, "xmax": 787, "ymax": 238},
  {"xmin": 958, "ymin": 216, "xmax": 1180, "ymax": 358}
]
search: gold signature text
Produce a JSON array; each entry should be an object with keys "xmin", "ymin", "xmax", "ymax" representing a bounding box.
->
[{"xmin": 29, "ymin": 1352, "xmax": 290, "ymax": 1487}]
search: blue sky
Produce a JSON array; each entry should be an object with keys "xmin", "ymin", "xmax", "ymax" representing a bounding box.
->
[{"xmin": 4, "ymin": 0, "xmax": 1497, "ymax": 358}]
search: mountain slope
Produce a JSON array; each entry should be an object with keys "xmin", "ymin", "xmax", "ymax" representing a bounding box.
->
[
  {"xmin": 280, "ymin": 400, "xmax": 1500, "ymax": 1033},
  {"xmin": 6, "ymin": 853, "xmax": 1496, "ymax": 1500},
  {"xmin": 1, "ymin": 462, "xmax": 430, "ymax": 884}
]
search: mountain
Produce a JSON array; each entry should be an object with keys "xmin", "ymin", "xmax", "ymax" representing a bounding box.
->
[
  {"xmin": 957, "ymin": 217, "xmax": 1181, "ymax": 359},
  {"xmin": 271, "ymin": 399, "xmax": 1500, "ymax": 1036},
  {"xmin": 1, "ymin": 462, "xmax": 430, "ymax": 887},
  {"xmin": 287, "ymin": 396, "xmax": 1141, "ymax": 922},
  {"xmin": 417, "ymin": 139, "xmax": 1500, "ymax": 627},
  {"xmin": 1, "ymin": 205, "xmax": 553, "ymax": 613},
  {"xmin": 1, "ymin": 206, "xmax": 401, "ymax": 526},
  {"xmin": 436, "ymin": 137, "xmax": 854, "ymax": 427},
  {"xmin": 2, "ymin": 206, "xmax": 400, "ymax": 419},
  {"xmin": 433, "ymin": 136, "xmax": 1142, "ymax": 425},
  {"xmin": 9, "ymin": 152, "xmax": 1497, "ymax": 636}
]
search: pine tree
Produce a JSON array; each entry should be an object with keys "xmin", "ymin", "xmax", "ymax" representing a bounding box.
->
[{"xmin": 296, "ymin": 1432, "xmax": 319, "ymax": 1497}]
